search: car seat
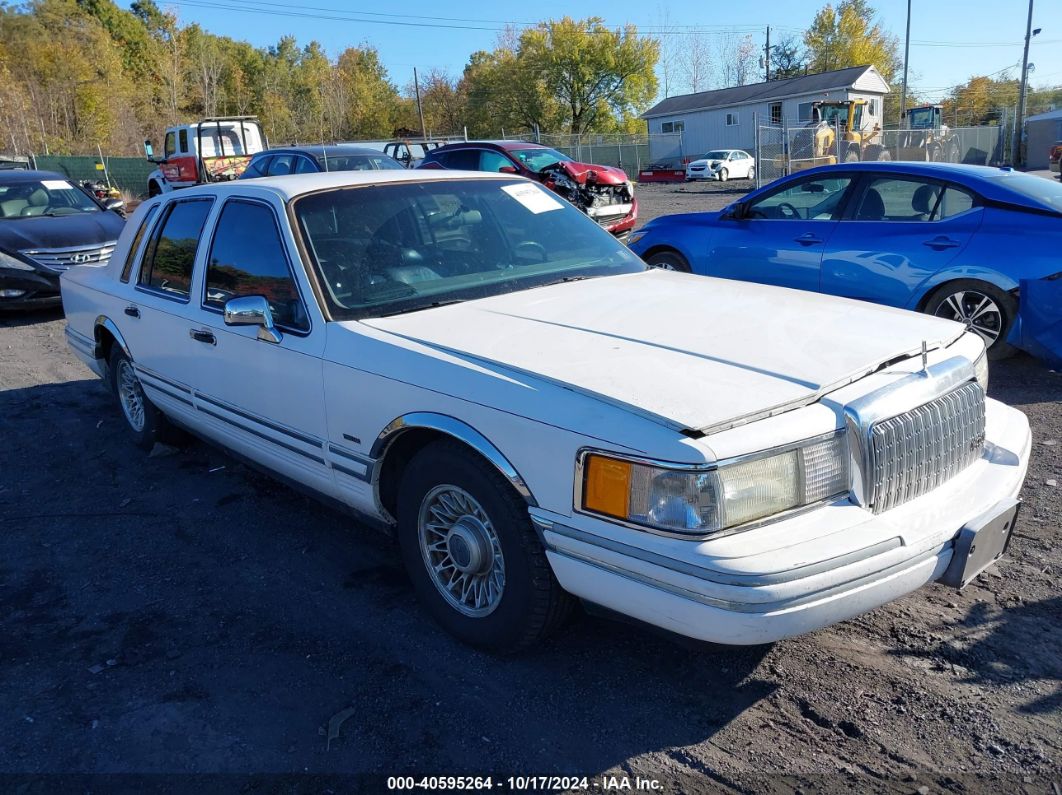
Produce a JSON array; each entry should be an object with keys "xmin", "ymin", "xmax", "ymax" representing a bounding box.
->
[
  {"xmin": 911, "ymin": 184, "xmax": 942, "ymax": 220},
  {"xmin": 855, "ymin": 187, "xmax": 886, "ymax": 221},
  {"xmin": 19, "ymin": 188, "xmax": 50, "ymax": 217}
]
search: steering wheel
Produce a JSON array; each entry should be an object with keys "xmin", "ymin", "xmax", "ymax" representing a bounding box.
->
[
  {"xmin": 777, "ymin": 202, "xmax": 800, "ymax": 219},
  {"xmin": 513, "ymin": 241, "xmax": 547, "ymax": 264}
]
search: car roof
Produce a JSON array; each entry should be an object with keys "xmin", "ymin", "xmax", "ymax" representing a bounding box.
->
[
  {"xmin": 160, "ymin": 169, "xmax": 526, "ymax": 201},
  {"xmin": 0, "ymin": 169, "xmax": 68, "ymax": 184},
  {"xmin": 433, "ymin": 140, "xmax": 546, "ymax": 153},
  {"xmin": 253, "ymin": 145, "xmax": 389, "ymax": 159}
]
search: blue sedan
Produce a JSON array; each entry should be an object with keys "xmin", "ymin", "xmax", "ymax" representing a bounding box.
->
[{"xmin": 628, "ymin": 163, "xmax": 1062, "ymax": 359}]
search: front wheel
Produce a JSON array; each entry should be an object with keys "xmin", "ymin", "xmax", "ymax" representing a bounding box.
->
[
  {"xmin": 717, "ymin": 168, "xmax": 729, "ymax": 182},
  {"xmin": 923, "ymin": 280, "xmax": 1017, "ymax": 360},
  {"xmin": 396, "ymin": 440, "xmax": 572, "ymax": 651},
  {"xmin": 747, "ymin": 166, "xmax": 755, "ymax": 181},
  {"xmin": 645, "ymin": 250, "xmax": 691, "ymax": 273}
]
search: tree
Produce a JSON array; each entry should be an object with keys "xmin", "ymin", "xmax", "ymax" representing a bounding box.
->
[
  {"xmin": 941, "ymin": 74, "xmax": 1019, "ymax": 126},
  {"xmin": 517, "ymin": 17, "xmax": 659, "ymax": 134},
  {"xmin": 803, "ymin": 0, "xmax": 898, "ymax": 79},
  {"xmin": 679, "ymin": 33, "xmax": 713, "ymax": 94},
  {"xmin": 717, "ymin": 32, "xmax": 757, "ymax": 87},
  {"xmin": 769, "ymin": 34, "xmax": 807, "ymax": 80}
]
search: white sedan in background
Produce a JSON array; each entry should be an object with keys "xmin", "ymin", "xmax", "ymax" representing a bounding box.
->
[{"xmin": 686, "ymin": 149, "xmax": 756, "ymax": 182}]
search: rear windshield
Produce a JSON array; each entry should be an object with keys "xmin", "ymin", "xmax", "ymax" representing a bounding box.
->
[
  {"xmin": 993, "ymin": 172, "xmax": 1062, "ymax": 212},
  {"xmin": 293, "ymin": 178, "xmax": 643, "ymax": 320},
  {"xmin": 323, "ymin": 154, "xmax": 405, "ymax": 172}
]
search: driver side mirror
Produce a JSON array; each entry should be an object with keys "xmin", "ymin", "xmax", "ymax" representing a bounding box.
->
[
  {"xmin": 103, "ymin": 198, "xmax": 125, "ymax": 214},
  {"xmin": 724, "ymin": 202, "xmax": 748, "ymax": 220},
  {"xmin": 224, "ymin": 295, "xmax": 282, "ymax": 344},
  {"xmin": 498, "ymin": 165, "xmax": 518, "ymax": 174},
  {"xmin": 144, "ymin": 140, "xmax": 161, "ymax": 164}
]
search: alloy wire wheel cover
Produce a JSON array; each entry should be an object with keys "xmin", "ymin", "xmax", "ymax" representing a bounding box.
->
[
  {"xmin": 117, "ymin": 359, "xmax": 146, "ymax": 433},
  {"xmin": 933, "ymin": 289, "xmax": 1003, "ymax": 346},
  {"xmin": 418, "ymin": 484, "xmax": 506, "ymax": 617}
]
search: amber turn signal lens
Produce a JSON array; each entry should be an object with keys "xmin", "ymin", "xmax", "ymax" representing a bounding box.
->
[{"xmin": 583, "ymin": 455, "xmax": 632, "ymax": 519}]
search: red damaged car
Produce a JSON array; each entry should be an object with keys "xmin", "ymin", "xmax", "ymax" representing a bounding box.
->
[{"xmin": 418, "ymin": 140, "xmax": 637, "ymax": 239}]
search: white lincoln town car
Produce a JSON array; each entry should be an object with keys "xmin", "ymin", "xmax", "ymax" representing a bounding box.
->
[{"xmin": 61, "ymin": 170, "xmax": 1030, "ymax": 651}]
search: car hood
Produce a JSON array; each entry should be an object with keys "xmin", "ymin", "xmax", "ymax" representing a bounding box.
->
[
  {"xmin": 363, "ymin": 270, "xmax": 966, "ymax": 433},
  {"xmin": 0, "ymin": 212, "xmax": 124, "ymax": 253},
  {"xmin": 545, "ymin": 160, "xmax": 629, "ymax": 185}
]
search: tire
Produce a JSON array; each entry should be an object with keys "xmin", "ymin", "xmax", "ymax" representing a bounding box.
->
[
  {"xmin": 747, "ymin": 166, "xmax": 756, "ymax": 181},
  {"xmin": 396, "ymin": 439, "xmax": 572, "ymax": 652},
  {"xmin": 645, "ymin": 250, "xmax": 691, "ymax": 273},
  {"xmin": 922, "ymin": 280, "xmax": 1018, "ymax": 360},
  {"xmin": 107, "ymin": 348, "xmax": 172, "ymax": 449},
  {"xmin": 717, "ymin": 168, "xmax": 729, "ymax": 182}
]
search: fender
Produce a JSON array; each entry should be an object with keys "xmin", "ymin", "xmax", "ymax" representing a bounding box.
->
[
  {"xmin": 906, "ymin": 265, "xmax": 1020, "ymax": 311},
  {"xmin": 371, "ymin": 412, "xmax": 537, "ymax": 506},
  {"xmin": 93, "ymin": 315, "xmax": 131, "ymax": 361}
]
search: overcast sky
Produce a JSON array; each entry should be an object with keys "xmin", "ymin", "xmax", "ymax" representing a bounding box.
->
[{"xmin": 158, "ymin": 0, "xmax": 1062, "ymax": 102}]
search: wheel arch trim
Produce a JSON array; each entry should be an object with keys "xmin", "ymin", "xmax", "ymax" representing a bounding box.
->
[
  {"xmin": 371, "ymin": 412, "xmax": 537, "ymax": 507},
  {"xmin": 93, "ymin": 315, "xmax": 131, "ymax": 360}
]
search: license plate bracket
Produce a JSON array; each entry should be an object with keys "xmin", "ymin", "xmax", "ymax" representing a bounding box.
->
[{"xmin": 939, "ymin": 498, "xmax": 1021, "ymax": 589}]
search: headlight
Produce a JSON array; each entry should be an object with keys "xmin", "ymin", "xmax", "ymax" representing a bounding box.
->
[
  {"xmin": 973, "ymin": 346, "xmax": 989, "ymax": 392},
  {"xmin": 577, "ymin": 433, "xmax": 849, "ymax": 536},
  {"xmin": 0, "ymin": 250, "xmax": 35, "ymax": 271}
]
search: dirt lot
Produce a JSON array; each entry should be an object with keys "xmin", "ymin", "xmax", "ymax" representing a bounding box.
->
[
  {"xmin": 1, "ymin": 185, "xmax": 1060, "ymax": 791},
  {"xmin": 634, "ymin": 179, "xmax": 752, "ymax": 223}
]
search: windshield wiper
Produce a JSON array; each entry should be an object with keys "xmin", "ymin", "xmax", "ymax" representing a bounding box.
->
[{"xmin": 376, "ymin": 299, "xmax": 466, "ymax": 317}]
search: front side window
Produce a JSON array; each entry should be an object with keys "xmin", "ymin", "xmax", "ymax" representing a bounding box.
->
[
  {"xmin": 747, "ymin": 176, "xmax": 853, "ymax": 220},
  {"xmin": 508, "ymin": 147, "xmax": 572, "ymax": 173},
  {"xmin": 204, "ymin": 200, "xmax": 308, "ymax": 331},
  {"xmin": 294, "ymin": 156, "xmax": 319, "ymax": 174},
  {"xmin": 293, "ymin": 179, "xmax": 644, "ymax": 320},
  {"xmin": 120, "ymin": 204, "xmax": 159, "ymax": 282},
  {"xmin": 138, "ymin": 199, "xmax": 213, "ymax": 299},
  {"xmin": 851, "ymin": 177, "xmax": 977, "ymax": 222},
  {"xmin": 479, "ymin": 150, "xmax": 515, "ymax": 172},
  {"xmin": 164, "ymin": 132, "xmax": 176, "ymax": 159}
]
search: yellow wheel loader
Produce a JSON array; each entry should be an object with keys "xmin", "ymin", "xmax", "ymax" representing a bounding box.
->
[
  {"xmin": 897, "ymin": 105, "xmax": 962, "ymax": 163},
  {"xmin": 784, "ymin": 100, "xmax": 890, "ymax": 173}
]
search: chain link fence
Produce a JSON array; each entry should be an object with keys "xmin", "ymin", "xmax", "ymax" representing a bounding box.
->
[{"xmin": 755, "ymin": 123, "xmax": 1009, "ymax": 188}]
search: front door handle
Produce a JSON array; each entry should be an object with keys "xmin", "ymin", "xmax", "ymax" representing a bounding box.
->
[
  {"xmin": 189, "ymin": 328, "xmax": 216, "ymax": 345},
  {"xmin": 923, "ymin": 236, "xmax": 961, "ymax": 250},
  {"xmin": 794, "ymin": 233, "xmax": 823, "ymax": 246},
  {"xmin": 124, "ymin": 305, "xmax": 140, "ymax": 318}
]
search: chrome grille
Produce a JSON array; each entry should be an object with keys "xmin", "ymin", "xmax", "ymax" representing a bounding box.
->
[
  {"xmin": 20, "ymin": 242, "xmax": 116, "ymax": 272},
  {"xmin": 867, "ymin": 381, "xmax": 985, "ymax": 514}
]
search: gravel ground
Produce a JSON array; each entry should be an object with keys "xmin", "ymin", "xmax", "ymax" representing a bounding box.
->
[
  {"xmin": 634, "ymin": 179, "xmax": 753, "ymax": 224},
  {"xmin": 1, "ymin": 188, "xmax": 1060, "ymax": 791}
]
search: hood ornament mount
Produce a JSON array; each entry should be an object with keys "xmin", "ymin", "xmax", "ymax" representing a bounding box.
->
[{"xmin": 921, "ymin": 340, "xmax": 929, "ymax": 373}]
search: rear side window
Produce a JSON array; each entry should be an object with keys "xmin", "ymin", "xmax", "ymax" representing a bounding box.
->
[
  {"xmin": 178, "ymin": 129, "xmax": 188, "ymax": 153},
  {"xmin": 267, "ymin": 155, "xmax": 294, "ymax": 176},
  {"xmin": 439, "ymin": 149, "xmax": 480, "ymax": 170},
  {"xmin": 138, "ymin": 199, "xmax": 213, "ymax": 300},
  {"xmin": 938, "ymin": 186, "xmax": 978, "ymax": 219},
  {"xmin": 294, "ymin": 156, "xmax": 319, "ymax": 174},
  {"xmin": 120, "ymin": 204, "xmax": 159, "ymax": 283},
  {"xmin": 204, "ymin": 200, "xmax": 308, "ymax": 331}
]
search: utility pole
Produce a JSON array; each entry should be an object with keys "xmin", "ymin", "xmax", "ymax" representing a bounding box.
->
[
  {"xmin": 764, "ymin": 26, "xmax": 771, "ymax": 81},
  {"xmin": 1012, "ymin": 0, "xmax": 1034, "ymax": 165},
  {"xmin": 900, "ymin": 0, "xmax": 911, "ymax": 127},
  {"xmin": 413, "ymin": 67, "xmax": 426, "ymax": 140}
]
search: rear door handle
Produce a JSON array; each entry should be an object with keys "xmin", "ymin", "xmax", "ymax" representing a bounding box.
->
[
  {"xmin": 923, "ymin": 236, "xmax": 961, "ymax": 249},
  {"xmin": 189, "ymin": 328, "xmax": 216, "ymax": 345},
  {"xmin": 794, "ymin": 233, "xmax": 824, "ymax": 246},
  {"xmin": 124, "ymin": 305, "xmax": 140, "ymax": 318}
]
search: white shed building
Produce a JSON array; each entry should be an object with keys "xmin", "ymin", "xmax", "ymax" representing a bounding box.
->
[{"xmin": 642, "ymin": 65, "xmax": 891, "ymax": 165}]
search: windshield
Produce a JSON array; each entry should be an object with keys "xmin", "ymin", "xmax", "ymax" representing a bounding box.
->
[
  {"xmin": 703, "ymin": 151, "xmax": 730, "ymax": 160},
  {"xmin": 906, "ymin": 107, "xmax": 938, "ymax": 130},
  {"xmin": 0, "ymin": 179, "xmax": 100, "ymax": 219},
  {"xmin": 507, "ymin": 147, "xmax": 573, "ymax": 173},
  {"xmin": 293, "ymin": 178, "xmax": 644, "ymax": 320},
  {"xmin": 994, "ymin": 172, "xmax": 1062, "ymax": 212},
  {"xmin": 323, "ymin": 154, "xmax": 405, "ymax": 172}
]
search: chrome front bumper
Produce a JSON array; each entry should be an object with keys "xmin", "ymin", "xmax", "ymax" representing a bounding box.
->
[{"xmin": 537, "ymin": 399, "xmax": 1031, "ymax": 645}]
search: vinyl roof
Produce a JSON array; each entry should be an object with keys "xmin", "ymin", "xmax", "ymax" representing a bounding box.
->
[{"xmin": 642, "ymin": 65, "xmax": 883, "ymax": 119}]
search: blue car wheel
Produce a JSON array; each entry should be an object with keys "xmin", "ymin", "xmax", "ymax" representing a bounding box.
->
[{"xmin": 923, "ymin": 279, "xmax": 1018, "ymax": 360}]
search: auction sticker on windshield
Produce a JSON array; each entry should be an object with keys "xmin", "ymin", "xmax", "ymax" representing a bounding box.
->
[
  {"xmin": 41, "ymin": 180, "xmax": 75, "ymax": 191},
  {"xmin": 501, "ymin": 183, "xmax": 563, "ymax": 214}
]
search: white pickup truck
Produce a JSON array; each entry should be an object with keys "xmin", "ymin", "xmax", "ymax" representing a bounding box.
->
[{"xmin": 60, "ymin": 169, "xmax": 1031, "ymax": 651}]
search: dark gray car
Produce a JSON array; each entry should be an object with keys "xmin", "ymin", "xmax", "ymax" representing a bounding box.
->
[
  {"xmin": 0, "ymin": 170, "xmax": 126, "ymax": 310},
  {"xmin": 239, "ymin": 145, "xmax": 404, "ymax": 178}
]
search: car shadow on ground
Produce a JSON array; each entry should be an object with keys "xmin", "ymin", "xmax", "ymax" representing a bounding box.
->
[
  {"xmin": 0, "ymin": 378, "xmax": 777, "ymax": 776},
  {"xmin": 887, "ymin": 595, "xmax": 1062, "ymax": 717},
  {"xmin": 0, "ymin": 306, "xmax": 63, "ymax": 328}
]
